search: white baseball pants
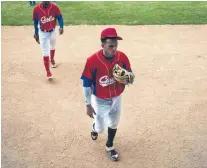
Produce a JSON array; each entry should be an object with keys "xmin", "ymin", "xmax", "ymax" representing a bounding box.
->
[
  {"xmin": 91, "ymin": 94, "xmax": 122, "ymax": 134},
  {"xmin": 38, "ymin": 28, "xmax": 56, "ymax": 56}
]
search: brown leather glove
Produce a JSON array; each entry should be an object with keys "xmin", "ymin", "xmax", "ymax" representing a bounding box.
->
[{"xmin": 112, "ymin": 64, "xmax": 135, "ymax": 85}]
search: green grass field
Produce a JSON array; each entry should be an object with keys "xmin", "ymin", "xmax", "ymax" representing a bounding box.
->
[{"xmin": 2, "ymin": 1, "xmax": 207, "ymax": 25}]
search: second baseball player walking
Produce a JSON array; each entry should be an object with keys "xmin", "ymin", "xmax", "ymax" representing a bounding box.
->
[{"xmin": 33, "ymin": 1, "xmax": 64, "ymax": 80}]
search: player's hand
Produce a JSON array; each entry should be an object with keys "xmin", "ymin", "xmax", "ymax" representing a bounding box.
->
[
  {"xmin": 86, "ymin": 104, "xmax": 96, "ymax": 118},
  {"xmin": 33, "ymin": 34, "xmax": 40, "ymax": 44},
  {"xmin": 59, "ymin": 28, "xmax": 64, "ymax": 35}
]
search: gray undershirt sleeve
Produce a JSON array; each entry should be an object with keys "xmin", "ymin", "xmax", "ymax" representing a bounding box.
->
[{"xmin": 83, "ymin": 87, "xmax": 92, "ymax": 105}]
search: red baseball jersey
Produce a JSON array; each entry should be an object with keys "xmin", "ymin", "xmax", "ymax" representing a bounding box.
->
[
  {"xmin": 81, "ymin": 49, "xmax": 132, "ymax": 99},
  {"xmin": 33, "ymin": 3, "xmax": 62, "ymax": 30}
]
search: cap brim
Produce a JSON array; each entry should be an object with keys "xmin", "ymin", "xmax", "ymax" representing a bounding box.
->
[
  {"xmin": 101, "ymin": 36, "xmax": 123, "ymax": 40},
  {"xmin": 117, "ymin": 36, "xmax": 123, "ymax": 40}
]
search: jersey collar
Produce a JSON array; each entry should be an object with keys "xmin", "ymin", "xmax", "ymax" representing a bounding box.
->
[{"xmin": 98, "ymin": 49, "xmax": 120, "ymax": 65}]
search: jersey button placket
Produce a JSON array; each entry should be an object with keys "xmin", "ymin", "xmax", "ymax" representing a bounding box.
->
[{"xmin": 107, "ymin": 63, "xmax": 112, "ymax": 99}]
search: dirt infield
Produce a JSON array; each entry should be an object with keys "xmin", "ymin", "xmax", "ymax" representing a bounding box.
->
[{"xmin": 2, "ymin": 25, "xmax": 207, "ymax": 168}]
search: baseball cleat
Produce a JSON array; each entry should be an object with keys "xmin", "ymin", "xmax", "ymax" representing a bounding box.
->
[
  {"xmin": 48, "ymin": 76, "xmax": 53, "ymax": 81},
  {"xmin": 47, "ymin": 72, "xmax": 53, "ymax": 81},
  {"xmin": 91, "ymin": 131, "xmax": 98, "ymax": 140},
  {"xmin": 105, "ymin": 146, "xmax": 119, "ymax": 161},
  {"xmin": 91, "ymin": 123, "xmax": 98, "ymax": 140},
  {"xmin": 51, "ymin": 60, "xmax": 56, "ymax": 68},
  {"xmin": 51, "ymin": 63, "xmax": 56, "ymax": 68}
]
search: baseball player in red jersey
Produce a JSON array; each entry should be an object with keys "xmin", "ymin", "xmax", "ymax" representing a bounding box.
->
[
  {"xmin": 33, "ymin": 1, "xmax": 64, "ymax": 80},
  {"xmin": 81, "ymin": 28, "xmax": 134, "ymax": 161}
]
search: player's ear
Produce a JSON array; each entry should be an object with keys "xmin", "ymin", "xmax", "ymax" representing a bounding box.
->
[{"xmin": 101, "ymin": 44, "xmax": 104, "ymax": 48}]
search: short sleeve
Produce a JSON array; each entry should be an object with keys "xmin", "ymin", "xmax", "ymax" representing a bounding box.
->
[
  {"xmin": 122, "ymin": 53, "xmax": 132, "ymax": 72},
  {"xmin": 54, "ymin": 4, "xmax": 62, "ymax": 16},
  {"xmin": 81, "ymin": 59, "xmax": 92, "ymax": 80},
  {"xmin": 33, "ymin": 7, "xmax": 38, "ymax": 20}
]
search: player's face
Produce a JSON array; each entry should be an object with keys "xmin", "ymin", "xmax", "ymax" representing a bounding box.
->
[
  {"xmin": 42, "ymin": 1, "xmax": 50, "ymax": 8},
  {"xmin": 103, "ymin": 39, "xmax": 118, "ymax": 57}
]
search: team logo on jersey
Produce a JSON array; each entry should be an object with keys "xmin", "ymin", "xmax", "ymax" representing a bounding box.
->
[
  {"xmin": 40, "ymin": 16, "xmax": 55, "ymax": 24},
  {"xmin": 99, "ymin": 75, "xmax": 116, "ymax": 87}
]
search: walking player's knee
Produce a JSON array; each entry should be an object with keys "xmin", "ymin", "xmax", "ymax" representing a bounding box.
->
[
  {"xmin": 50, "ymin": 47, "xmax": 55, "ymax": 50},
  {"xmin": 42, "ymin": 49, "xmax": 50, "ymax": 56},
  {"xmin": 50, "ymin": 42, "xmax": 55, "ymax": 50},
  {"xmin": 95, "ymin": 127, "xmax": 104, "ymax": 134}
]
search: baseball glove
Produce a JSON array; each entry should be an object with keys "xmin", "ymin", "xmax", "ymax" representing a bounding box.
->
[
  {"xmin": 112, "ymin": 64, "xmax": 135, "ymax": 85},
  {"xmin": 33, "ymin": 34, "xmax": 40, "ymax": 44}
]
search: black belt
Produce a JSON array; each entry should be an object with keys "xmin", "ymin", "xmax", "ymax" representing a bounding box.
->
[{"xmin": 41, "ymin": 29, "xmax": 54, "ymax": 32}]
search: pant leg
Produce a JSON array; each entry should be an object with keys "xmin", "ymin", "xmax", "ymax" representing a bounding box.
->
[
  {"xmin": 50, "ymin": 29, "xmax": 57, "ymax": 50},
  {"xmin": 91, "ymin": 95, "xmax": 112, "ymax": 134},
  {"xmin": 107, "ymin": 94, "xmax": 122, "ymax": 129},
  {"xmin": 39, "ymin": 30, "xmax": 50, "ymax": 56}
]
